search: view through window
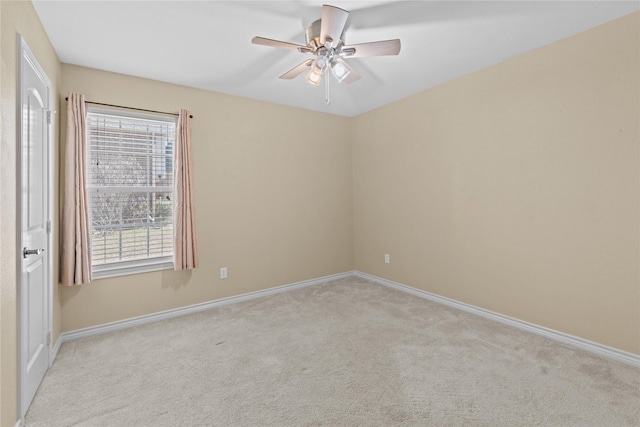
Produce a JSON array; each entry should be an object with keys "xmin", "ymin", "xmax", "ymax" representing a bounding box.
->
[{"xmin": 87, "ymin": 110, "xmax": 175, "ymax": 276}]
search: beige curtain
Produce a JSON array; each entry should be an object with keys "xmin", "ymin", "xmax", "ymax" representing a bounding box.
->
[
  {"xmin": 60, "ymin": 92, "xmax": 92, "ymax": 285},
  {"xmin": 174, "ymin": 109, "xmax": 199, "ymax": 270}
]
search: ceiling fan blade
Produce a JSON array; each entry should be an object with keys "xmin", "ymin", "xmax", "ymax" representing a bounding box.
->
[
  {"xmin": 335, "ymin": 58, "xmax": 361, "ymax": 84},
  {"xmin": 252, "ymin": 36, "xmax": 306, "ymax": 52},
  {"xmin": 342, "ymin": 39, "xmax": 401, "ymax": 58},
  {"xmin": 320, "ymin": 5, "xmax": 349, "ymax": 45},
  {"xmin": 279, "ymin": 59, "xmax": 313, "ymax": 79}
]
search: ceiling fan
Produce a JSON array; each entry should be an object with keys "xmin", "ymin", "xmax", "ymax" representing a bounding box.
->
[{"xmin": 251, "ymin": 4, "xmax": 401, "ymax": 93}]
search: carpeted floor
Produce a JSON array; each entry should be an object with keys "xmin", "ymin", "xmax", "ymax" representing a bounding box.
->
[{"xmin": 27, "ymin": 277, "xmax": 639, "ymax": 426}]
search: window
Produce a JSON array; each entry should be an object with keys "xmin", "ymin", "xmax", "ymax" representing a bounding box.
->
[{"xmin": 87, "ymin": 109, "xmax": 175, "ymax": 278}]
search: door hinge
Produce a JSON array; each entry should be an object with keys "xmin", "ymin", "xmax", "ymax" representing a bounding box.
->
[
  {"xmin": 46, "ymin": 110, "xmax": 52, "ymax": 125},
  {"xmin": 47, "ymin": 331, "xmax": 51, "ymax": 346},
  {"xmin": 46, "ymin": 219, "xmax": 52, "ymax": 234}
]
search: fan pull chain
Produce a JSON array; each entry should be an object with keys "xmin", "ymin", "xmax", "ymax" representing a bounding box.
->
[{"xmin": 325, "ymin": 72, "xmax": 331, "ymax": 105}]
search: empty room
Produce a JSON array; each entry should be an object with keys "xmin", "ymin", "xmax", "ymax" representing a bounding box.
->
[{"xmin": 1, "ymin": 1, "xmax": 638, "ymax": 426}]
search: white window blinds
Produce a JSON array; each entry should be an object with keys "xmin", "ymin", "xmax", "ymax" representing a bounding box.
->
[{"xmin": 86, "ymin": 110, "xmax": 176, "ymax": 272}]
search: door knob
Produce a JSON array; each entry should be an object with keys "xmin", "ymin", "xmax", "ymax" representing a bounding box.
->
[{"xmin": 23, "ymin": 247, "xmax": 45, "ymax": 258}]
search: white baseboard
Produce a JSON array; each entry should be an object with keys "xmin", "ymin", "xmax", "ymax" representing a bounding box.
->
[
  {"xmin": 55, "ymin": 269, "xmax": 639, "ymax": 369},
  {"xmin": 49, "ymin": 336, "xmax": 62, "ymax": 367},
  {"xmin": 355, "ymin": 271, "xmax": 640, "ymax": 368},
  {"xmin": 59, "ymin": 271, "xmax": 354, "ymax": 344}
]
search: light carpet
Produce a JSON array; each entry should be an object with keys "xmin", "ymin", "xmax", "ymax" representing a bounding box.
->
[{"xmin": 26, "ymin": 277, "xmax": 639, "ymax": 426}]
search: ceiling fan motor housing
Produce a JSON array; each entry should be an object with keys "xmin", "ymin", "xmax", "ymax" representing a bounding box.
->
[
  {"xmin": 306, "ymin": 19, "xmax": 322, "ymax": 48},
  {"xmin": 306, "ymin": 19, "xmax": 344, "ymax": 50}
]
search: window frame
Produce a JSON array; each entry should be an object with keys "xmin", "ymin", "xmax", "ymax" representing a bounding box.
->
[{"xmin": 86, "ymin": 107, "xmax": 176, "ymax": 279}]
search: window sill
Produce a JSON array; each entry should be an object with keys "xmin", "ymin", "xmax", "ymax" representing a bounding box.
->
[{"xmin": 92, "ymin": 257, "xmax": 174, "ymax": 280}]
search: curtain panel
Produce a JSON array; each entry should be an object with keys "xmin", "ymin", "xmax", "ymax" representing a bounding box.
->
[
  {"xmin": 60, "ymin": 92, "xmax": 92, "ymax": 285},
  {"xmin": 174, "ymin": 109, "xmax": 199, "ymax": 270}
]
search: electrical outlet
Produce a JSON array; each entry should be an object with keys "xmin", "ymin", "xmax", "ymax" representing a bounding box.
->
[
  {"xmin": 220, "ymin": 267, "xmax": 228, "ymax": 279},
  {"xmin": 384, "ymin": 254, "xmax": 390, "ymax": 264}
]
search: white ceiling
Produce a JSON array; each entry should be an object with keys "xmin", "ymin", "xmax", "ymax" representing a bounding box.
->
[{"xmin": 32, "ymin": 1, "xmax": 639, "ymax": 117}]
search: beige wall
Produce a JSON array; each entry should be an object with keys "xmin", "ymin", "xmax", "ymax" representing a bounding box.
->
[
  {"xmin": 353, "ymin": 12, "xmax": 640, "ymax": 354},
  {"xmin": 59, "ymin": 65, "xmax": 354, "ymax": 332},
  {"xmin": 1, "ymin": 1, "xmax": 62, "ymax": 425}
]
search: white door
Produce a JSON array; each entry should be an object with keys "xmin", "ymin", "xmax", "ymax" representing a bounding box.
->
[{"xmin": 19, "ymin": 36, "xmax": 51, "ymax": 418}]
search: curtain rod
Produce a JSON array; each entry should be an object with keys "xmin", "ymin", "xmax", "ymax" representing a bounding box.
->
[{"xmin": 64, "ymin": 97, "xmax": 193, "ymax": 118}]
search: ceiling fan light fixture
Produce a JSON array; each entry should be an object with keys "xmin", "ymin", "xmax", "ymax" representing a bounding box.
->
[
  {"xmin": 306, "ymin": 57, "xmax": 327, "ymax": 86},
  {"xmin": 306, "ymin": 68, "xmax": 323, "ymax": 85},
  {"xmin": 330, "ymin": 60, "xmax": 350, "ymax": 83}
]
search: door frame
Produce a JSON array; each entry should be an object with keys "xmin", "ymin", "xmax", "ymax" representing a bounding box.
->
[{"xmin": 16, "ymin": 34, "xmax": 54, "ymax": 421}]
